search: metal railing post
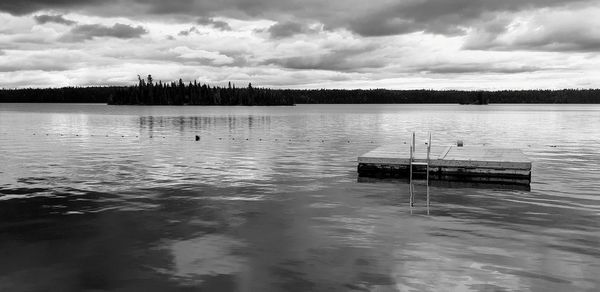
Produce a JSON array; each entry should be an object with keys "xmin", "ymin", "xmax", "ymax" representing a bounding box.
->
[
  {"xmin": 409, "ymin": 144, "xmax": 413, "ymax": 207},
  {"xmin": 427, "ymin": 132, "xmax": 431, "ymax": 210}
]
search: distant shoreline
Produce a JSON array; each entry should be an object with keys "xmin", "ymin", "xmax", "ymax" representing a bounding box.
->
[{"xmin": 1, "ymin": 85, "xmax": 599, "ymax": 104}]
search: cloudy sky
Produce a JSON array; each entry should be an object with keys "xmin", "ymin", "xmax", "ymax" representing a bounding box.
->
[{"xmin": 1, "ymin": 0, "xmax": 599, "ymax": 89}]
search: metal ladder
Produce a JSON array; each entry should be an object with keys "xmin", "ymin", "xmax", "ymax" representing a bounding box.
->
[{"xmin": 409, "ymin": 132, "xmax": 431, "ymax": 209}]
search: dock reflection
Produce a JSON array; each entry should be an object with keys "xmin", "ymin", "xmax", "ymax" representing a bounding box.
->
[{"xmin": 357, "ymin": 176, "xmax": 531, "ymax": 191}]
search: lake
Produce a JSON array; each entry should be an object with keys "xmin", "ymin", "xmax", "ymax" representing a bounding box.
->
[{"xmin": 0, "ymin": 103, "xmax": 599, "ymax": 291}]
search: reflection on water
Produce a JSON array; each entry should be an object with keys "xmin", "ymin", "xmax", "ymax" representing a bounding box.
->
[
  {"xmin": 0, "ymin": 104, "xmax": 599, "ymax": 291},
  {"xmin": 160, "ymin": 234, "xmax": 246, "ymax": 285},
  {"xmin": 358, "ymin": 177, "xmax": 532, "ymax": 191}
]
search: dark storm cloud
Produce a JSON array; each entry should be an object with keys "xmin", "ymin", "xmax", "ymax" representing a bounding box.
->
[
  {"xmin": 2, "ymin": 0, "xmax": 591, "ymax": 36},
  {"xmin": 264, "ymin": 46, "xmax": 385, "ymax": 71},
  {"xmin": 514, "ymin": 37, "xmax": 600, "ymax": 52},
  {"xmin": 345, "ymin": 0, "xmax": 591, "ymax": 36},
  {"xmin": 0, "ymin": 0, "xmax": 112, "ymax": 15},
  {"xmin": 465, "ymin": 27, "xmax": 600, "ymax": 52},
  {"xmin": 267, "ymin": 21, "xmax": 317, "ymax": 38},
  {"xmin": 3, "ymin": 0, "xmax": 598, "ymax": 53},
  {"xmin": 178, "ymin": 27, "xmax": 199, "ymax": 36},
  {"xmin": 61, "ymin": 23, "xmax": 148, "ymax": 41},
  {"xmin": 197, "ymin": 17, "xmax": 231, "ymax": 30},
  {"xmin": 34, "ymin": 14, "xmax": 76, "ymax": 25},
  {"xmin": 347, "ymin": 17, "xmax": 417, "ymax": 37}
]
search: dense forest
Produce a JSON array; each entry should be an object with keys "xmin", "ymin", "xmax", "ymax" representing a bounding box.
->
[
  {"xmin": 0, "ymin": 86, "xmax": 113, "ymax": 103},
  {"xmin": 285, "ymin": 88, "xmax": 600, "ymax": 104},
  {"xmin": 108, "ymin": 76, "xmax": 294, "ymax": 105},
  {"xmin": 1, "ymin": 76, "xmax": 599, "ymax": 104}
]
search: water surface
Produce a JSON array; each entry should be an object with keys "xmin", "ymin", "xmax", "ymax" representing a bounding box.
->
[{"xmin": 0, "ymin": 103, "xmax": 599, "ymax": 291}]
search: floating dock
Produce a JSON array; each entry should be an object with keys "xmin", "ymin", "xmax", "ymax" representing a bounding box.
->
[{"xmin": 358, "ymin": 145, "xmax": 531, "ymax": 185}]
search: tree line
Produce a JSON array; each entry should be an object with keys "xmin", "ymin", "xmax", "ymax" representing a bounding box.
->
[
  {"xmin": 282, "ymin": 88, "xmax": 599, "ymax": 104},
  {"xmin": 1, "ymin": 76, "xmax": 599, "ymax": 104},
  {"xmin": 0, "ymin": 87, "xmax": 113, "ymax": 103},
  {"xmin": 108, "ymin": 75, "xmax": 294, "ymax": 105}
]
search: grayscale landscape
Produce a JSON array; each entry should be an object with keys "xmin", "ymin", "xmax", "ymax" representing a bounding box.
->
[{"xmin": 1, "ymin": 1, "xmax": 599, "ymax": 291}]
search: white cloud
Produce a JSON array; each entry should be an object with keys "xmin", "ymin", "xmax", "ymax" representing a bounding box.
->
[
  {"xmin": 169, "ymin": 46, "xmax": 235, "ymax": 65},
  {"xmin": 464, "ymin": 7, "xmax": 600, "ymax": 51},
  {"xmin": 0, "ymin": 2, "xmax": 599, "ymax": 89}
]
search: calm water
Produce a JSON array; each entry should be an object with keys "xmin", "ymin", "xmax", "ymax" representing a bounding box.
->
[{"xmin": 0, "ymin": 103, "xmax": 599, "ymax": 291}]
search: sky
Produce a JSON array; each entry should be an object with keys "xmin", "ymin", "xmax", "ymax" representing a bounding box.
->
[{"xmin": 0, "ymin": 0, "xmax": 599, "ymax": 89}]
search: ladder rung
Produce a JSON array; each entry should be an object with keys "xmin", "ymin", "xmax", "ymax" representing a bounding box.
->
[{"xmin": 411, "ymin": 162, "xmax": 429, "ymax": 166}]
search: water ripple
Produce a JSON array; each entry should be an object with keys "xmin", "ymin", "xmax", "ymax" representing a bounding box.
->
[{"xmin": 0, "ymin": 104, "xmax": 599, "ymax": 291}]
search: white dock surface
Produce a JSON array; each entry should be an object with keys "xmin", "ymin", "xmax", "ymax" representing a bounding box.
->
[{"xmin": 358, "ymin": 145, "xmax": 531, "ymax": 170}]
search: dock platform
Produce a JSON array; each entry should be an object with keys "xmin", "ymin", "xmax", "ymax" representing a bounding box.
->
[{"xmin": 358, "ymin": 145, "xmax": 531, "ymax": 185}]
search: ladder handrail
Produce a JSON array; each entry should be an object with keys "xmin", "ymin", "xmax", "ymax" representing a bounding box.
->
[
  {"xmin": 409, "ymin": 132, "xmax": 431, "ymax": 210},
  {"xmin": 427, "ymin": 132, "xmax": 431, "ymax": 209},
  {"xmin": 409, "ymin": 144, "xmax": 413, "ymax": 206}
]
